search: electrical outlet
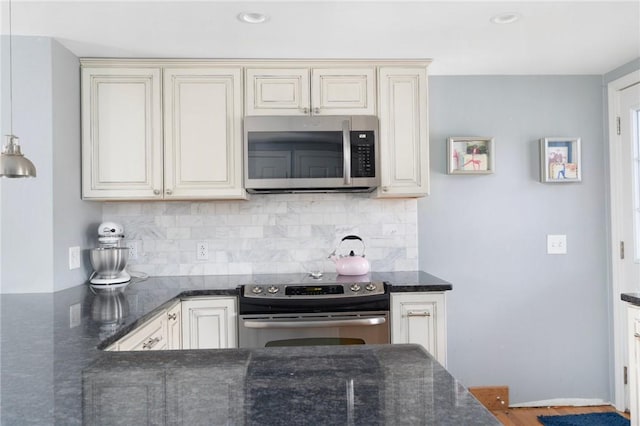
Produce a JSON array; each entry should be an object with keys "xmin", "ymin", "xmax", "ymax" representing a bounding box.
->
[
  {"xmin": 197, "ymin": 242, "xmax": 209, "ymax": 260},
  {"xmin": 69, "ymin": 303, "xmax": 81, "ymax": 328},
  {"xmin": 128, "ymin": 240, "xmax": 140, "ymax": 260},
  {"xmin": 547, "ymin": 234, "xmax": 567, "ymax": 254},
  {"xmin": 69, "ymin": 246, "xmax": 81, "ymax": 270}
]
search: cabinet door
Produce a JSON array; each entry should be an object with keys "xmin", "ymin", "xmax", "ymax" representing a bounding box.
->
[
  {"xmin": 81, "ymin": 67, "xmax": 163, "ymax": 200},
  {"xmin": 245, "ymin": 68, "xmax": 310, "ymax": 116},
  {"xmin": 83, "ymin": 368, "xmax": 165, "ymax": 425},
  {"xmin": 117, "ymin": 311, "xmax": 168, "ymax": 351},
  {"xmin": 164, "ymin": 68, "xmax": 246, "ymax": 200},
  {"xmin": 311, "ymin": 68, "xmax": 376, "ymax": 115},
  {"xmin": 166, "ymin": 302, "xmax": 182, "ymax": 350},
  {"xmin": 629, "ymin": 305, "xmax": 640, "ymax": 426},
  {"xmin": 376, "ymin": 67, "xmax": 429, "ymax": 198},
  {"xmin": 391, "ymin": 293, "xmax": 446, "ymax": 365},
  {"xmin": 182, "ymin": 297, "xmax": 237, "ymax": 349}
]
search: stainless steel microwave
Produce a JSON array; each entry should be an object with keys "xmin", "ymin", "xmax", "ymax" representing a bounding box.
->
[{"xmin": 243, "ymin": 115, "xmax": 379, "ymax": 193}]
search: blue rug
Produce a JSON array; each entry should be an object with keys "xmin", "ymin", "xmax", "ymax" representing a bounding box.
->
[{"xmin": 537, "ymin": 412, "xmax": 630, "ymax": 426}]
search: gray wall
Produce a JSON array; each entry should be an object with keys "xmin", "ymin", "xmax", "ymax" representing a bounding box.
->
[
  {"xmin": 0, "ymin": 37, "xmax": 101, "ymax": 293},
  {"xmin": 419, "ymin": 76, "xmax": 608, "ymax": 404}
]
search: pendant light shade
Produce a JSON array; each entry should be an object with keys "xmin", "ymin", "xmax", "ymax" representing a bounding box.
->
[{"xmin": 0, "ymin": 135, "xmax": 36, "ymax": 178}]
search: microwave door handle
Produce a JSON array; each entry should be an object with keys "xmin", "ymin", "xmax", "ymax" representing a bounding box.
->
[
  {"xmin": 242, "ymin": 316, "xmax": 386, "ymax": 329},
  {"xmin": 342, "ymin": 120, "xmax": 351, "ymax": 185}
]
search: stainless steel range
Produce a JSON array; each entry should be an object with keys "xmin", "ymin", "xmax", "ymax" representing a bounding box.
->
[{"xmin": 238, "ymin": 281, "xmax": 390, "ymax": 348}]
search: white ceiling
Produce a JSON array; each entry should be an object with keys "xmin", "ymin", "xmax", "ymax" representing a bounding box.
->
[{"xmin": 3, "ymin": 1, "xmax": 639, "ymax": 75}]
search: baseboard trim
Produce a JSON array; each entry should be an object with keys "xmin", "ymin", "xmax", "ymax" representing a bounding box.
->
[{"xmin": 509, "ymin": 398, "xmax": 611, "ymax": 408}]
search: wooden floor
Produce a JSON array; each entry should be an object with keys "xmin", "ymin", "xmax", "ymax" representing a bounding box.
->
[{"xmin": 491, "ymin": 405, "xmax": 630, "ymax": 425}]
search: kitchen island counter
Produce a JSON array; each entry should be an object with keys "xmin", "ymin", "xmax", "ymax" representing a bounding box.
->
[
  {"xmin": 0, "ymin": 271, "xmax": 456, "ymax": 425},
  {"xmin": 83, "ymin": 344, "xmax": 499, "ymax": 425}
]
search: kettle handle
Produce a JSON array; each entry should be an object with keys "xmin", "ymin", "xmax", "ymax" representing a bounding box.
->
[{"xmin": 334, "ymin": 235, "xmax": 366, "ymax": 257}]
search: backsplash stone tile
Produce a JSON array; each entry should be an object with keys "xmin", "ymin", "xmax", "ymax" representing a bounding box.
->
[{"xmin": 103, "ymin": 193, "xmax": 418, "ymax": 277}]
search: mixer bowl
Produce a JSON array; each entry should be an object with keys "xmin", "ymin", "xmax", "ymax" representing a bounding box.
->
[{"xmin": 90, "ymin": 247, "xmax": 129, "ymax": 279}]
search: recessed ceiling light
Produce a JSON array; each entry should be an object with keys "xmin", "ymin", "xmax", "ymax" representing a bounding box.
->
[
  {"xmin": 490, "ymin": 12, "xmax": 521, "ymax": 25},
  {"xmin": 237, "ymin": 12, "xmax": 269, "ymax": 24}
]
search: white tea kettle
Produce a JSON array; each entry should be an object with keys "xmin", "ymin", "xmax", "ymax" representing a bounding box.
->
[{"xmin": 329, "ymin": 235, "xmax": 370, "ymax": 276}]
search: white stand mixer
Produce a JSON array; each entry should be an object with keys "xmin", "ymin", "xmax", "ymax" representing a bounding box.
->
[{"xmin": 89, "ymin": 222, "xmax": 131, "ymax": 288}]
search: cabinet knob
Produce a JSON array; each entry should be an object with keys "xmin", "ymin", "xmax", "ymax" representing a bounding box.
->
[
  {"xmin": 635, "ymin": 333, "xmax": 640, "ymax": 338},
  {"xmin": 382, "ymin": 187, "xmax": 389, "ymax": 192},
  {"xmin": 301, "ymin": 107, "xmax": 309, "ymax": 114},
  {"xmin": 153, "ymin": 189, "xmax": 161, "ymax": 195},
  {"xmin": 313, "ymin": 107, "xmax": 320, "ymax": 114},
  {"xmin": 165, "ymin": 189, "xmax": 173, "ymax": 195}
]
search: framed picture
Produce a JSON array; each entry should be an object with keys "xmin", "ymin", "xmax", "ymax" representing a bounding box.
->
[
  {"xmin": 540, "ymin": 137, "xmax": 581, "ymax": 183},
  {"xmin": 447, "ymin": 137, "xmax": 495, "ymax": 174}
]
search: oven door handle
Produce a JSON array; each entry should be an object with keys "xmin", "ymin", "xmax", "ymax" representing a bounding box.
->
[{"xmin": 242, "ymin": 316, "xmax": 386, "ymax": 329}]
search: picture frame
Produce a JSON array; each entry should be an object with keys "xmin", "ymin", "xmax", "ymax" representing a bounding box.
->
[
  {"xmin": 447, "ymin": 137, "xmax": 495, "ymax": 174},
  {"xmin": 539, "ymin": 137, "xmax": 581, "ymax": 183}
]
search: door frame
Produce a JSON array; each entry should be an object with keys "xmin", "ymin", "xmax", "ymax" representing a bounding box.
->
[{"xmin": 608, "ymin": 69, "xmax": 640, "ymax": 411}]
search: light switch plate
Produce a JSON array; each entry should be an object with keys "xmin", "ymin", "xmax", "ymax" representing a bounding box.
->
[{"xmin": 547, "ymin": 234, "xmax": 567, "ymax": 254}]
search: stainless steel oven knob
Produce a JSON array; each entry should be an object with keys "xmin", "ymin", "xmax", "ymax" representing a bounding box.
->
[
  {"xmin": 251, "ymin": 286, "xmax": 264, "ymax": 294},
  {"xmin": 350, "ymin": 284, "xmax": 361, "ymax": 292},
  {"xmin": 365, "ymin": 283, "xmax": 377, "ymax": 292},
  {"xmin": 267, "ymin": 286, "xmax": 279, "ymax": 294}
]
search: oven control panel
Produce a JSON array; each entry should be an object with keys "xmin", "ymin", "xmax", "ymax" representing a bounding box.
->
[{"xmin": 243, "ymin": 282, "xmax": 385, "ymax": 298}]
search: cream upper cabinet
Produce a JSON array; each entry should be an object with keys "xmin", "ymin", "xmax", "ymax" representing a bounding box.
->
[
  {"xmin": 81, "ymin": 62, "xmax": 247, "ymax": 200},
  {"xmin": 245, "ymin": 67, "xmax": 375, "ymax": 116},
  {"xmin": 376, "ymin": 66, "xmax": 429, "ymax": 198},
  {"xmin": 390, "ymin": 292, "xmax": 446, "ymax": 365},
  {"xmin": 81, "ymin": 67, "xmax": 163, "ymax": 199},
  {"xmin": 163, "ymin": 67, "xmax": 245, "ymax": 199}
]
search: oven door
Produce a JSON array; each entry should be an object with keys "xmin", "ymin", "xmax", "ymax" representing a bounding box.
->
[{"xmin": 238, "ymin": 311, "xmax": 390, "ymax": 348}]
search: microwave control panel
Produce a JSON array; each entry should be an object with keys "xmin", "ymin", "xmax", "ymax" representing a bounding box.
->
[{"xmin": 350, "ymin": 131, "xmax": 376, "ymax": 178}]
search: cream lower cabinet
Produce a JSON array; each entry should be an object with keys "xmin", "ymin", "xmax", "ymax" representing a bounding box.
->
[
  {"xmin": 107, "ymin": 301, "xmax": 182, "ymax": 351},
  {"xmin": 376, "ymin": 66, "xmax": 429, "ymax": 198},
  {"xmin": 629, "ymin": 304, "xmax": 640, "ymax": 426},
  {"xmin": 181, "ymin": 297, "xmax": 238, "ymax": 349},
  {"xmin": 391, "ymin": 292, "xmax": 446, "ymax": 365},
  {"xmin": 81, "ymin": 62, "xmax": 246, "ymax": 200},
  {"xmin": 114, "ymin": 310, "xmax": 168, "ymax": 351},
  {"xmin": 245, "ymin": 66, "xmax": 376, "ymax": 116}
]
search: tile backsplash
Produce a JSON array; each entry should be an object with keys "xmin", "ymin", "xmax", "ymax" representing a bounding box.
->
[{"xmin": 103, "ymin": 193, "xmax": 418, "ymax": 277}]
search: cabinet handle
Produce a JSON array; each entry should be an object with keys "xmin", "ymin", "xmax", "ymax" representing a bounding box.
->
[
  {"xmin": 301, "ymin": 107, "xmax": 309, "ymax": 114},
  {"xmin": 142, "ymin": 336, "xmax": 161, "ymax": 350},
  {"xmin": 635, "ymin": 333, "xmax": 640, "ymax": 338},
  {"xmin": 165, "ymin": 189, "xmax": 173, "ymax": 195},
  {"xmin": 313, "ymin": 107, "xmax": 320, "ymax": 114},
  {"xmin": 382, "ymin": 187, "xmax": 389, "ymax": 192},
  {"xmin": 167, "ymin": 313, "xmax": 177, "ymax": 321},
  {"xmin": 153, "ymin": 189, "xmax": 161, "ymax": 195},
  {"xmin": 407, "ymin": 311, "xmax": 431, "ymax": 317}
]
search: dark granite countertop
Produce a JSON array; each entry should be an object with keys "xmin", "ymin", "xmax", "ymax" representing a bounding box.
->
[
  {"xmin": 0, "ymin": 271, "xmax": 468, "ymax": 425},
  {"xmin": 622, "ymin": 293, "xmax": 640, "ymax": 307},
  {"xmin": 83, "ymin": 345, "xmax": 499, "ymax": 425}
]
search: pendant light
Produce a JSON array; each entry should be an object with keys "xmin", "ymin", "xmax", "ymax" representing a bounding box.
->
[{"xmin": 1, "ymin": 0, "xmax": 36, "ymax": 178}]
